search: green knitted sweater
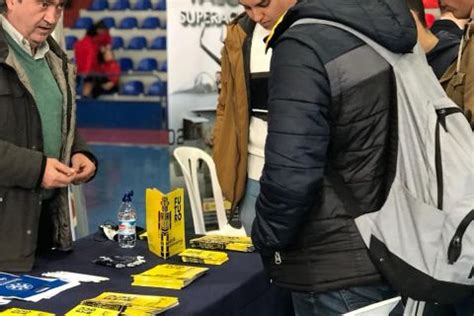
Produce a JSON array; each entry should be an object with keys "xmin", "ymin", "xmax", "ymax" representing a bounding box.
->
[{"xmin": 5, "ymin": 34, "xmax": 63, "ymax": 160}]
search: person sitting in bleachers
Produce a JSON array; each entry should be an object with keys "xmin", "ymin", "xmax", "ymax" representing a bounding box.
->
[
  {"xmin": 82, "ymin": 46, "xmax": 121, "ymax": 98},
  {"xmin": 74, "ymin": 20, "xmax": 111, "ymax": 76}
]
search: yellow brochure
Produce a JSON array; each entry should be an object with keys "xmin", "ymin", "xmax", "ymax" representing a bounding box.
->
[
  {"xmin": 178, "ymin": 248, "xmax": 229, "ymax": 265},
  {"xmin": 132, "ymin": 264, "xmax": 208, "ymax": 289},
  {"xmin": 190, "ymin": 235, "xmax": 255, "ymax": 252},
  {"xmin": 0, "ymin": 308, "xmax": 54, "ymax": 316},
  {"xmin": 93, "ymin": 292, "xmax": 179, "ymax": 312},
  {"xmin": 65, "ymin": 305, "xmax": 119, "ymax": 316},
  {"xmin": 146, "ymin": 188, "xmax": 185, "ymax": 259}
]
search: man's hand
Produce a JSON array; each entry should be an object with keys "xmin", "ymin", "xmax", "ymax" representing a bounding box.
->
[
  {"xmin": 71, "ymin": 153, "xmax": 96, "ymax": 184},
  {"xmin": 42, "ymin": 158, "xmax": 76, "ymax": 189}
]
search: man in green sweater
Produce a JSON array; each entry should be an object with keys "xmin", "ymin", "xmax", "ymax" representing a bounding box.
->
[{"xmin": 0, "ymin": 0, "xmax": 97, "ymax": 271}]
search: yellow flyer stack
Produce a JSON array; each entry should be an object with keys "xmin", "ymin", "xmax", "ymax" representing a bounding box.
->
[
  {"xmin": 66, "ymin": 292, "xmax": 179, "ymax": 315},
  {"xmin": 146, "ymin": 188, "xmax": 185, "ymax": 259}
]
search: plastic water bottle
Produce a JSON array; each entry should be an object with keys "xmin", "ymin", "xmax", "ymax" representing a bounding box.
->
[{"xmin": 117, "ymin": 191, "xmax": 137, "ymax": 248}]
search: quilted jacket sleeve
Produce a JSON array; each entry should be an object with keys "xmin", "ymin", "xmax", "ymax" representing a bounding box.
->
[{"xmin": 251, "ymin": 35, "xmax": 331, "ymax": 252}]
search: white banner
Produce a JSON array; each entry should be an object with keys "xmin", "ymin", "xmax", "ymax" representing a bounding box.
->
[{"xmin": 167, "ymin": 0, "xmax": 242, "ymax": 145}]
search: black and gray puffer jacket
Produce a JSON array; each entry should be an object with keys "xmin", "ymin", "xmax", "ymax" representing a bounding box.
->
[{"xmin": 251, "ymin": 0, "xmax": 417, "ymax": 293}]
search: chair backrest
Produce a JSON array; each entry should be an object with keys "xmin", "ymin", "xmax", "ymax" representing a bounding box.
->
[
  {"xmin": 150, "ymin": 36, "xmax": 166, "ymax": 50},
  {"xmin": 74, "ymin": 17, "xmax": 93, "ymax": 29},
  {"xmin": 147, "ymin": 80, "xmax": 166, "ymax": 96},
  {"xmin": 141, "ymin": 16, "xmax": 160, "ymax": 29},
  {"xmin": 111, "ymin": 36, "xmax": 124, "ymax": 49},
  {"xmin": 119, "ymin": 57, "xmax": 134, "ymax": 72},
  {"xmin": 101, "ymin": 16, "xmax": 116, "ymax": 29},
  {"xmin": 89, "ymin": 0, "xmax": 108, "ymax": 11},
  {"xmin": 111, "ymin": 0, "xmax": 130, "ymax": 10},
  {"xmin": 133, "ymin": 0, "xmax": 152, "ymax": 10},
  {"xmin": 121, "ymin": 80, "xmax": 144, "ymax": 95},
  {"xmin": 127, "ymin": 36, "xmax": 147, "ymax": 50},
  {"xmin": 65, "ymin": 35, "xmax": 77, "ymax": 50},
  {"xmin": 137, "ymin": 57, "xmax": 158, "ymax": 71},
  {"xmin": 156, "ymin": 0, "xmax": 166, "ymax": 10},
  {"xmin": 159, "ymin": 60, "xmax": 167, "ymax": 72},
  {"xmin": 173, "ymin": 147, "xmax": 229, "ymax": 235},
  {"xmin": 342, "ymin": 297, "xmax": 401, "ymax": 316},
  {"xmin": 118, "ymin": 17, "xmax": 138, "ymax": 29}
]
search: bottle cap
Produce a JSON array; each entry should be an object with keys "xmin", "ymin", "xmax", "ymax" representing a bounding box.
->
[{"xmin": 122, "ymin": 190, "xmax": 134, "ymax": 202}]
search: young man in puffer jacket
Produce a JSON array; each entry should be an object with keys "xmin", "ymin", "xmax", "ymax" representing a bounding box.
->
[{"xmin": 251, "ymin": 0, "xmax": 417, "ymax": 314}]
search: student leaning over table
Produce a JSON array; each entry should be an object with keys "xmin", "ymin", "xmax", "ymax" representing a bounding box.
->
[{"xmin": 0, "ymin": 0, "xmax": 97, "ymax": 272}]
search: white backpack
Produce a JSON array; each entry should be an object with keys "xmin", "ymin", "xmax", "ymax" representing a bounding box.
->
[{"xmin": 292, "ymin": 19, "xmax": 474, "ymax": 304}]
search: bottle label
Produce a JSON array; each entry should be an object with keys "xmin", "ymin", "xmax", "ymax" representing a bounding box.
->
[{"xmin": 118, "ymin": 220, "xmax": 136, "ymax": 235}]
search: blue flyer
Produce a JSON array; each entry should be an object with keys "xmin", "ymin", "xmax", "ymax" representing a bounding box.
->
[{"xmin": 0, "ymin": 273, "xmax": 66, "ymax": 300}]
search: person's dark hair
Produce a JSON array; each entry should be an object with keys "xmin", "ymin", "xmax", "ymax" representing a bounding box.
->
[
  {"xmin": 405, "ymin": 0, "xmax": 428, "ymax": 28},
  {"xmin": 86, "ymin": 20, "xmax": 108, "ymax": 37}
]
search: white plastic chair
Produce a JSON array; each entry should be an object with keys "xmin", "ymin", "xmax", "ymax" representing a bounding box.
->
[
  {"xmin": 343, "ymin": 296, "xmax": 401, "ymax": 316},
  {"xmin": 173, "ymin": 146, "xmax": 246, "ymax": 236}
]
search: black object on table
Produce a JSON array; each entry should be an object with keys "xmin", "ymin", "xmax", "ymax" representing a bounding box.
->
[{"xmin": 2, "ymin": 235, "xmax": 294, "ymax": 315}]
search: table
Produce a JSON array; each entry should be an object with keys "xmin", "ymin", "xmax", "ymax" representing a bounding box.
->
[{"xmin": 2, "ymin": 235, "xmax": 294, "ymax": 315}]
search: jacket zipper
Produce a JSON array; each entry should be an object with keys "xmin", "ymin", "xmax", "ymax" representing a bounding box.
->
[
  {"xmin": 274, "ymin": 251, "xmax": 282, "ymax": 265},
  {"xmin": 435, "ymin": 107, "xmax": 464, "ymax": 210},
  {"xmin": 448, "ymin": 209, "xmax": 474, "ymax": 264}
]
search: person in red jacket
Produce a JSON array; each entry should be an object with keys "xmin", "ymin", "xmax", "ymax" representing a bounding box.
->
[
  {"xmin": 82, "ymin": 45, "xmax": 121, "ymax": 98},
  {"xmin": 74, "ymin": 20, "xmax": 111, "ymax": 76}
]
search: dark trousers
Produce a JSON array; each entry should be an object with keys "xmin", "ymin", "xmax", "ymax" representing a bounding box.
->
[{"xmin": 291, "ymin": 282, "xmax": 402, "ymax": 315}]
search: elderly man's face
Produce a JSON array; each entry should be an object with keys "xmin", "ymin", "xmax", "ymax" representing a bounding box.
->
[
  {"xmin": 442, "ymin": 0, "xmax": 473, "ymax": 18},
  {"xmin": 5, "ymin": 0, "xmax": 65, "ymax": 49},
  {"xmin": 239, "ymin": 0, "xmax": 296, "ymax": 30}
]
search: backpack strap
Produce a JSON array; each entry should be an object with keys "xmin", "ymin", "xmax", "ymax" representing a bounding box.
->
[{"xmin": 290, "ymin": 18, "xmax": 407, "ymax": 66}]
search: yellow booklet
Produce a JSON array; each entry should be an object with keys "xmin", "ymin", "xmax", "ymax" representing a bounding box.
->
[
  {"xmin": 190, "ymin": 235, "xmax": 255, "ymax": 252},
  {"xmin": 67, "ymin": 292, "xmax": 179, "ymax": 316},
  {"xmin": 132, "ymin": 264, "xmax": 208, "ymax": 290},
  {"xmin": 66, "ymin": 305, "xmax": 119, "ymax": 316},
  {"xmin": 178, "ymin": 248, "xmax": 228, "ymax": 265},
  {"xmin": 0, "ymin": 308, "xmax": 54, "ymax": 316},
  {"xmin": 146, "ymin": 188, "xmax": 185, "ymax": 259}
]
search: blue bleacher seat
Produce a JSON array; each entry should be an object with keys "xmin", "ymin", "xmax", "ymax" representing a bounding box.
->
[
  {"xmin": 88, "ymin": 0, "xmax": 108, "ymax": 10},
  {"xmin": 133, "ymin": 0, "xmax": 152, "ymax": 10},
  {"xmin": 118, "ymin": 17, "xmax": 138, "ymax": 29},
  {"xmin": 159, "ymin": 60, "xmax": 167, "ymax": 72},
  {"xmin": 121, "ymin": 80, "xmax": 144, "ymax": 95},
  {"xmin": 127, "ymin": 36, "xmax": 147, "ymax": 50},
  {"xmin": 101, "ymin": 17, "xmax": 116, "ymax": 29},
  {"xmin": 65, "ymin": 35, "xmax": 77, "ymax": 50},
  {"xmin": 118, "ymin": 57, "xmax": 134, "ymax": 72},
  {"xmin": 111, "ymin": 36, "xmax": 124, "ymax": 49},
  {"xmin": 74, "ymin": 17, "xmax": 94, "ymax": 29},
  {"xmin": 111, "ymin": 0, "xmax": 130, "ymax": 10},
  {"xmin": 155, "ymin": 0, "xmax": 166, "ymax": 10},
  {"xmin": 141, "ymin": 16, "xmax": 160, "ymax": 29},
  {"xmin": 147, "ymin": 80, "xmax": 167, "ymax": 96},
  {"xmin": 136, "ymin": 58, "xmax": 158, "ymax": 71},
  {"xmin": 150, "ymin": 36, "xmax": 166, "ymax": 50}
]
